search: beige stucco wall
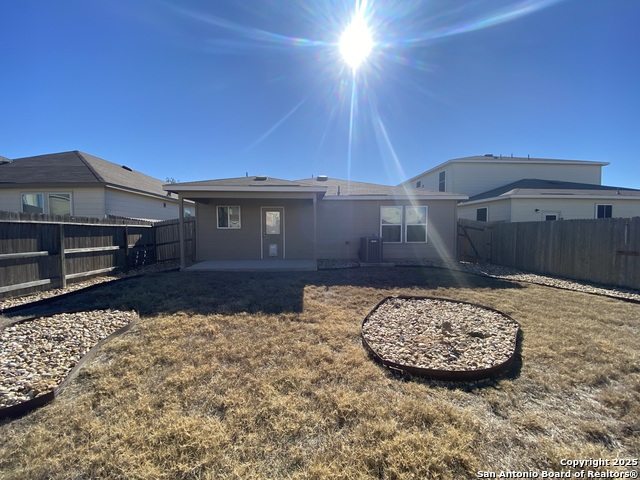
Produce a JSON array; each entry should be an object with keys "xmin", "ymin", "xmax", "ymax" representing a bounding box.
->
[{"xmin": 0, "ymin": 187, "xmax": 106, "ymax": 218}]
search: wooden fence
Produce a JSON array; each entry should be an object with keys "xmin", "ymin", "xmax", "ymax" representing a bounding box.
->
[
  {"xmin": 0, "ymin": 212, "xmax": 195, "ymax": 299},
  {"xmin": 458, "ymin": 217, "xmax": 640, "ymax": 290}
]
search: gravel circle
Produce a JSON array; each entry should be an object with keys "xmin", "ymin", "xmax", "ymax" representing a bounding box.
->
[
  {"xmin": 362, "ymin": 297, "xmax": 519, "ymax": 373},
  {"xmin": 0, "ymin": 309, "xmax": 137, "ymax": 408}
]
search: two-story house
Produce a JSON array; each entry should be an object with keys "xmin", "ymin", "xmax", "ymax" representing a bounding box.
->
[{"xmin": 400, "ymin": 154, "xmax": 640, "ymax": 222}]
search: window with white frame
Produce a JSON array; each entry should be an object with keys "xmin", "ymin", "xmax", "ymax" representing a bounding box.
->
[
  {"xmin": 380, "ymin": 206, "xmax": 402, "ymax": 243},
  {"xmin": 438, "ymin": 171, "xmax": 446, "ymax": 192},
  {"xmin": 476, "ymin": 207, "xmax": 488, "ymax": 222},
  {"xmin": 596, "ymin": 204, "xmax": 612, "ymax": 219},
  {"xmin": 405, "ymin": 206, "xmax": 427, "ymax": 243},
  {"xmin": 416, "ymin": 180, "xmax": 422, "ymax": 188},
  {"xmin": 380, "ymin": 206, "xmax": 428, "ymax": 243},
  {"xmin": 21, "ymin": 192, "xmax": 72, "ymax": 215},
  {"xmin": 217, "ymin": 206, "xmax": 241, "ymax": 229}
]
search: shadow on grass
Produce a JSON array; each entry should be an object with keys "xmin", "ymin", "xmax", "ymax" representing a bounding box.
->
[{"xmin": 4, "ymin": 266, "xmax": 524, "ymax": 320}]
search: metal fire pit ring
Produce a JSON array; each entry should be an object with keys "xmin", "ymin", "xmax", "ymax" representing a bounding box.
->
[{"xmin": 361, "ymin": 296, "xmax": 520, "ymax": 381}]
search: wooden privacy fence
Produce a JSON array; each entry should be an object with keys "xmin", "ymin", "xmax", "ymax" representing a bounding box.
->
[
  {"xmin": 458, "ymin": 217, "xmax": 640, "ymax": 290},
  {"xmin": 0, "ymin": 214, "xmax": 195, "ymax": 299}
]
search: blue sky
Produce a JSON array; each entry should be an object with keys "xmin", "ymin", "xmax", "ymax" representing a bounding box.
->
[{"xmin": 1, "ymin": 0, "xmax": 639, "ymax": 188}]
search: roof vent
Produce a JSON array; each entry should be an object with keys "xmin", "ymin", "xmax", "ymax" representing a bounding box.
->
[
  {"xmin": 316, "ymin": 175, "xmax": 329, "ymax": 182},
  {"xmin": 484, "ymin": 154, "xmax": 493, "ymax": 157},
  {"xmin": 121, "ymin": 165, "xmax": 133, "ymax": 172},
  {"xmin": 0, "ymin": 155, "xmax": 12, "ymax": 164},
  {"xmin": 254, "ymin": 175, "xmax": 268, "ymax": 181}
]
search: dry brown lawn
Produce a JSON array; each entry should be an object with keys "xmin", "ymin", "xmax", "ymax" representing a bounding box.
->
[{"xmin": 0, "ymin": 267, "xmax": 638, "ymax": 479}]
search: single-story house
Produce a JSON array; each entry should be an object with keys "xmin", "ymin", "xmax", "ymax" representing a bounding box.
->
[
  {"xmin": 0, "ymin": 151, "xmax": 192, "ymax": 221},
  {"xmin": 163, "ymin": 175, "xmax": 468, "ymax": 268},
  {"xmin": 457, "ymin": 179, "xmax": 640, "ymax": 222}
]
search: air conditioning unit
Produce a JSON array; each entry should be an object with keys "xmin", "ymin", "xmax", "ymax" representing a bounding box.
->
[{"xmin": 360, "ymin": 237, "xmax": 383, "ymax": 263}]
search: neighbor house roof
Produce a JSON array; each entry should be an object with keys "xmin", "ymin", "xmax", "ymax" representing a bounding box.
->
[
  {"xmin": 164, "ymin": 175, "xmax": 468, "ymax": 200},
  {"xmin": 401, "ymin": 154, "xmax": 610, "ymax": 185},
  {"xmin": 460, "ymin": 179, "xmax": 640, "ymax": 205},
  {"xmin": 0, "ymin": 151, "xmax": 173, "ymax": 199},
  {"xmin": 296, "ymin": 177, "xmax": 468, "ymax": 200}
]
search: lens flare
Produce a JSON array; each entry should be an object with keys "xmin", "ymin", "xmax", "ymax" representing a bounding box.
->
[{"xmin": 339, "ymin": 15, "xmax": 373, "ymax": 71}]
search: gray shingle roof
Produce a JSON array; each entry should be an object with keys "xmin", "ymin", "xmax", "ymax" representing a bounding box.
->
[
  {"xmin": 296, "ymin": 177, "xmax": 463, "ymax": 197},
  {"xmin": 0, "ymin": 151, "xmax": 171, "ymax": 199},
  {"xmin": 465, "ymin": 179, "xmax": 640, "ymax": 202}
]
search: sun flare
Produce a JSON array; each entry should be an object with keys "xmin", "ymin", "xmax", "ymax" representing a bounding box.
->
[{"xmin": 339, "ymin": 15, "xmax": 373, "ymax": 71}]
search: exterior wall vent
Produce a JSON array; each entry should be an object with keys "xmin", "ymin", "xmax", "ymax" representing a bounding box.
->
[{"xmin": 316, "ymin": 175, "xmax": 329, "ymax": 182}]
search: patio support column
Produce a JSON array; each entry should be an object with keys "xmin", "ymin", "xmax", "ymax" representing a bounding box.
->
[
  {"xmin": 178, "ymin": 194, "xmax": 186, "ymax": 270},
  {"xmin": 313, "ymin": 194, "xmax": 317, "ymax": 262}
]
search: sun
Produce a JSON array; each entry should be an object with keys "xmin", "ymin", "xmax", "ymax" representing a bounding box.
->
[{"xmin": 339, "ymin": 15, "xmax": 373, "ymax": 71}]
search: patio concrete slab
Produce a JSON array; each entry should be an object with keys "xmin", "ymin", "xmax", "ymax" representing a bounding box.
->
[{"xmin": 184, "ymin": 260, "xmax": 317, "ymax": 271}]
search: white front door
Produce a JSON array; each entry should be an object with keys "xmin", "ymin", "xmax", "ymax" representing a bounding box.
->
[{"xmin": 261, "ymin": 207, "xmax": 284, "ymax": 259}]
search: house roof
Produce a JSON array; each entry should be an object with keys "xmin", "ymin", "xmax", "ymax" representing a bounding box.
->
[
  {"xmin": 461, "ymin": 179, "xmax": 640, "ymax": 204},
  {"xmin": 164, "ymin": 175, "xmax": 468, "ymax": 200},
  {"xmin": 401, "ymin": 154, "xmax": 610, "ymax": 185},
  {"xmin": 295, "ymin": 177, "xmax": 467, "ymax": 199},
  {"xmin": 0, "ymin": 151, "xmax": 174, "ymax": 200}
]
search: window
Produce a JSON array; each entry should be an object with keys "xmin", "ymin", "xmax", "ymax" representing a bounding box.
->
[
  {"xmin": 438, "ymin": 171, "xmax": 446, "ymax": 192},
  {"xmin": 596, "ymin": 204, "xmax": 612, "ymax": 219},
  {"xmin": 476, "ymin": 207, "xmax": 488, "ymax": 222},
  {"xmin": 21, "ymin": 192, "xmax": 71, "ymax": 215},
  {"xmin": 405, "ymin": 206, "xmax": 427, "ymax": 243},
  {"xmin": 544, "ymin": 214, "xmax": 557, "ymax": 221},
  {"xmin": 380, "ymin": 206, "xmax": 402, "ymax": 243},
  {"xmin": 22, "ymin": 193, "xmax": 44, "ymax": 214},
  {"xmin": 217, "ymin": 206, "xmax": 241, "ymax": 229},
  {"xmin": 380, "ymin": 206, "xmax": 428, "ymax": 243},
  {"xmin": 416, "ymin": 180, "xmax": 422, "ymax": 188}
]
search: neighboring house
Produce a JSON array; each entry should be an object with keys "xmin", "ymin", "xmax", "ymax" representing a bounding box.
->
[
  {"xmin": 0, "ymin": 151, "xmax": 191, "ymax": 221},
  {"xmin": 457, "ymin": 179, "xmax": 640, "ymax": 222},
  {"xmin": 401, "ymin": 154, "xmax": 640, "ymax": 222},
  {"xmin": 164, "ymin": 175, "xmax": 467, "ymax": 265}
]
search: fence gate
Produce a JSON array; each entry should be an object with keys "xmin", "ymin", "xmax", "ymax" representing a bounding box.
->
[{"xmin": 457, "ymin": 219, "xmax": 492, "ymax": 263}]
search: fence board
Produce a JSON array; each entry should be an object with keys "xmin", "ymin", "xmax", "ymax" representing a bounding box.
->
[
  {"xmin": 0, "ymin": 213, "xmax": 195, "ymax": 299},
  {"xmin": 458, "ymin": 217, "xmax": 640, "ymax": 290}
]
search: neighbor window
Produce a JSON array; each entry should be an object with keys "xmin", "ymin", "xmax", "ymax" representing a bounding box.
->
[
  {"xmin": 438, "ymin": 171, "xmax": 446, "ymax": 192},
  {"xmin": 380, "ymin": 206, "xmax": 402, "ymax": 243},
  {"xmin": 416, "ymin": 180, "xmax": 422, "ymax": 188},
  {"xmin": 217, "ymin": 206, "xmax": 241, "ymax": 229},
  {"xmin": 21, "ymin": 192, "xmax": 71, "ymax": 215},
  {"xmin": 476, "ymin": 207, "xmax": 488, "ymax": 222},
  {"xmin": 544, "ymin": 214, "xmax": 557, "ymax": 221},
  {"xmin": 596, "ymin": 204, "xmax": 612, "ymax": 219},
  {"xmin": 405, "ymin": 206, "xmax": 427, "ymax": 243}
]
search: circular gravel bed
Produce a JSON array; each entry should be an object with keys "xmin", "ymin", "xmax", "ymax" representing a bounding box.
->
[
  {"xmin": 0, "ymin": 309, "xmax": 137, "ymax": 409},
  {"xmin": 362, "ymin": 296, "xmax": 519, "ymax": 380}
]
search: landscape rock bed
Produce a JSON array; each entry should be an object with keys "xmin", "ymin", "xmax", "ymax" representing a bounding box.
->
[
  {"xmin": 362, "ymin": 296, "xmax": 519, "ymax": 380},
  {"xmin": 0, "ymin": 309, "xmax": 137, "ymax": 410}
]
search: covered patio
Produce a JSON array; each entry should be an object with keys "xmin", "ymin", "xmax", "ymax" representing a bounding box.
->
[{"xmin": 184, "ymin": 259, "xmax": 317, "ymax": 271}]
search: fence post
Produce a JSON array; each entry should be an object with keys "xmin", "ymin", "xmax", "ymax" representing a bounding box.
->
[
  {"xmin": 58, "ymin": 223, "xmax": 67, "ymax": 288},
  {"xmin": 123, "ymin": 226, "xmax": 129, "ymax": 271}
]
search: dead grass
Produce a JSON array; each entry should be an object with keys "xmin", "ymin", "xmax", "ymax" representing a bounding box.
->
[{"xmin": 0, "ymin": 267, "xmax": 638, "ymax": 479}]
